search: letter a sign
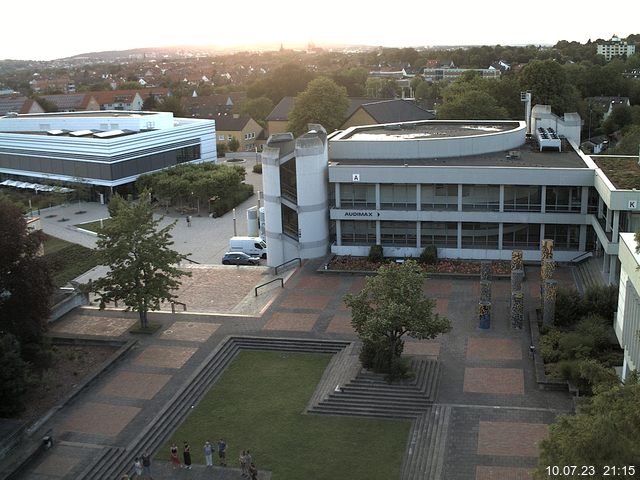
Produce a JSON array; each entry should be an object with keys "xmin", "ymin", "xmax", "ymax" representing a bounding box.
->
[{"xmin": 352, "ymin": 174, "xmax": 360, "ymax": 182}]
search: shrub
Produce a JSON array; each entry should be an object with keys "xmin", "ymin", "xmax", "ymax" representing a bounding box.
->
[
  {"xmin": 210, "ymin": 183, "xmax": 254, "ymax": 217},
  {"xmin": 368, "ymin": 244, "xmax": 384, "ymax": 263},
  {"xmin": 582, "ymin": 285, "xmax": 619, "ymax": 321},
  {"xmin": 419, "ymin": 245, "xmax": 438, "ymax": 265},
  {"xmin": 558, "ymin": 359, "xmax": 620, "ymax": 395},
  {"xmin": 252, "ymin": 163, "xmax": 262, "ymax": 174},
  {"xmin": 0, "ymin": 334, "xmax": 30, "ymax": 417},
  {"xmin": 539, "ymin": 328, "xmax": 563, "ymax": 363},
  {"xmin": 554, "ymin": 287, "xmax": 583, "ymax": 327},
  {"xmin": 558, "ymin": 331, "xmax": 598, "ymax": 360},
  {"xmin": 575, "ymin": 314, "xmax": 610, "ymax": 351}
]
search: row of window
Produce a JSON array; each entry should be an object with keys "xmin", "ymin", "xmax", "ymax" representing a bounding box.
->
[
  {"xmin": 217, "ymin": 132, "xmax": 257, "ymax": 142},
  {"xmin": 336, "ymin": 184, "xmax": 597, "ymax": 213},
  {"xmin": 338, "ymin": 220, "xmax": 587, "ymax": 250}
]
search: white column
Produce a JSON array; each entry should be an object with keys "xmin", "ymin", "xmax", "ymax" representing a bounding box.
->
[
  {"xmin": 540, "ymin": 186, "xmax": 546, "ymax": 213},
  {"xmin": 335, "ymin": 183, "xmax": 341, "ymax": 208},
  {"xmin": 539, "ymin": 224, "xmax": 545, "ymax": 250},
  {"xmin": 416, "ymin": 184, "xmax": 421, "ymax": 211},
  {"xmin": 375, "ymin": 184, "xmax": 381, "ymax": 210},
  {"xmin": 336, "ymin": 220, "xmax": 342, "ymax": 246},
  {"xmin": 376, "ymin": 220, "xmax": 381, "ymax": 245},
  {"xmin": 457, "ymin": 184, "xmax": 463, "ymax": 211},
  {"xmin": 579, "ymin": 225, "xmax": 587, "ymax": 251},
  {"xmin": 416, "ymin": 222, "xmax": 421, "ymax": 249},
  {"xmin": 457, "ymin": 221, "xmax": 462, "ymax": 249},
  {"xmin": 613, "ymin": 210, "xmax": 620, "ymax": 240},
  {"xmin": 499, "ymin": 185, "xmax": 504, "ymax": 213},
  {"xmin": 581, "ymin": 186, "xmax": 589, "ymax": 215},
  {"xmin": 498, "ymin": 223, "xmax": 504, "ymax": 250},
  {"xmin": 606, "ymin": 208, "xmax": 612, "ymax": 233},
  {"xmin": 609, "ymin": 255, "xmax": 618, "ymax": 285}
]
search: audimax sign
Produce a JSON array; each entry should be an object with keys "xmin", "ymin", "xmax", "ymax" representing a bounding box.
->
[{"xmin": 342, "ymin": 211, "xmax": 381, "ymax": 218}]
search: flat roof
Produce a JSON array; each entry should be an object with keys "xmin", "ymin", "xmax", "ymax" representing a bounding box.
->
[
  {"xmin": 330, "ymin": 142, "xmax": 588, "ymax": 169},
  {"xmin": 8, "ymin": 111, "xmax": 158, "ymax": 119},
  {"xmin": 336, "ymin": 120, "xmax": 521, "ymax": 141},
  {"xmin": 591, "ymin": 156, "xmax": 640, "ymax": 190}
]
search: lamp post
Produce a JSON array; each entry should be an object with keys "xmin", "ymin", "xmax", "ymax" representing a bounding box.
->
[{"xmin": 232, "ymin": 208, "xmax": 237, "ymax": 236}]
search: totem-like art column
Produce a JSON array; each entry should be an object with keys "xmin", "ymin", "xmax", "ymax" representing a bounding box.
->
[
  {"xmin": 510, "ymin": 250, "xmax": 525, "ymax": 329},
  {"xmin": 478, "ymin": 261, "xmax": 492, "ymax": 329},
  {"xmin": 540, "ymin": 239, "xmax": 554, "ymax": 307},
  {"xmin": 543, "ymin": 279, "xmax": 558, "ymax": 326}
]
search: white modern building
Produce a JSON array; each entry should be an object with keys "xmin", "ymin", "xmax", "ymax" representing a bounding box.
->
[
  {"xmin": 0, "ymin": 111, "xmax": 216, "ymax": 193},
  {"xmin": 615, "ymin": 232, "xmax": 640, "ymax": 381},
  {"xmin": 597, "ymin": 35, "xmax": 636, "ymax": 61},
  {"xmin": 262, "ymin": 107, "xmax": 640, "ymax": 287}
]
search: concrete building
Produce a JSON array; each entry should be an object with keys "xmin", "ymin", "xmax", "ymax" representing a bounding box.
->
[
  {"xmin": 261, "ymin": 107, "xmax": 640, "ymax": 289},
  {"xmin": 615, "ymin": 232, "xmax": 640, "ymax": 380},
  {"xmin": 0, "ymin": 110, "xmax": 216, "ymax": 194},
  {"xmin": 597, "ymin": 35, "xmax": 636, "ymax": 61},
  {"xmin": 422, "ymin": 67, "xmax": 500, "ymax": 82}
]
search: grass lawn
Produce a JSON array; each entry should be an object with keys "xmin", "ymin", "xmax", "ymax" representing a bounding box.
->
[
  {"xmin": 75, "ymin": 218, "xmax": 112, "ymax": 233},
  {"xmin": 161, "ymin": 350, "xmax": 411, "ymax": 480},
  {"xmin": 43, "ymin": 234, "xmax": 99, "ymax": 287}
]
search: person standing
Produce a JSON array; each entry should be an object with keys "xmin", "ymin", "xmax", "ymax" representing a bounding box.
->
[
  {"xmin": 141, "ymin": 452, "xmax": 152, "ymax": 479},
  {"xmin": 249, "ymin": 462, "xmax": 258, "ymax": 480},
  {"xmin": 170, "ymin": 444, "xmax": 180, "ymax": 469},
  {"xmin": 133, "ymin": 457, "xmax": 143, "ymax": 478},
  {"xmin": 183, "ymin": 441, "xmax": 192, "ymax": 470},
  {"xmin": 203, "ymin": 441, "xmax": 214, "ymax": 467},
  {"xmin": 239, "ymin": 450, "xmax": 248, "ymax": 477},
  {"xmin": 217, "ymin": 438, "xmax": 227, "ymax": 466},
  {"xmin": 245, "ymin": 450, "xmax": 252, "ymax": 471}
]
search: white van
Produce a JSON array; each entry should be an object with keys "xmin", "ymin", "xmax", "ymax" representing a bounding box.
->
[{"xmin": 228, "ymin": 236, "xmax": 267, "ymax": 258}]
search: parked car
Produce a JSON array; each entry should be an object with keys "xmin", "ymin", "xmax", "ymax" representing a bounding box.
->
[
  {"xmin": 228, "ymin": 236, "xmax": 267, "ymax": 259},
  {"xmin": 222, "ymin": 252, "xmax": 260, "ymax": 266}
]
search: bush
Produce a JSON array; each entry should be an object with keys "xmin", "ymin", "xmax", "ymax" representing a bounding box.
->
[
  {"xmin": 368, "ymin": 245, "xmax": 384, "ymax": 263},
  {"xmin": 359, "ymin": 338, "xmax": 410, "ymax": 381},
  {"xmin": 252, "ymin": 163, "xmax": 262, "ymax": 174},
  {"xmin": 554, "ymin": 287, "xmax": 583, "ymax": 327},
  {"xmin": 575, "ymin": 314, "xmax": 610, "ymax": 351},
  {"xmin": 210, "ymin": 183, "xmax": 254, "ymax": 217},
  {"xmin": 0, "ymin": 334, "xmax": 31, "ymax": 417},
  {"xmin": 539, "ymin": 328, "xmax": 563, "ymax": 363},
  {"xmin": 419, "ymin": 245, "xmax": 438, "ymax": 265},
  {"xmin": 558, "ymin": 331, "xmax": 598, "ymax": 360},
  {"xmin": 216, "ymin": 142, "xmax": 228, "ymax": 157},
  {"xmin": 582, "ymin": 285, "xmax": 619, "ymax": 321}
]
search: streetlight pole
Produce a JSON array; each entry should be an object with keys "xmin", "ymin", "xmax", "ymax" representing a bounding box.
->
[{"xmin": 232, "ymin": 208, "xmax": 237, "ymax": 236}]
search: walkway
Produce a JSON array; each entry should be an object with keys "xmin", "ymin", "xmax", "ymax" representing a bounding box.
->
[{"xmin": 11, "ymin": 260, "xmax": 575, "ymax": 480}]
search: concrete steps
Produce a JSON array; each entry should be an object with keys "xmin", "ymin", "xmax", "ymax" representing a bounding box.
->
[
  {"xmin": 309, "ymin": 358, "xmax": 440, "ymax": 419},
  {"xmin": 78, "ymin": 336, "xmax": 350, "ymax": 480},
  {"xmin": 574, "ymin": 257, "xmax": 606, "ymax": 293},
  {"xmin": 400, "ymin": 405, "xmax": 451, "ymax": 480}
]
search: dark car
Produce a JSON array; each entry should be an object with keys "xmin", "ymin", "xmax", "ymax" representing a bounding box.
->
[{"xmin": 222, "ymin": 252, "xmax": 260, "ymax": 266}]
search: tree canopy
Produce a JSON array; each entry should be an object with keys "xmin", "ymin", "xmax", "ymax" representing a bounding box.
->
[
  {"xmin": 535, "ymin": 382, "xmax": 640, "ymax": 478},
  {"xmin": 90, "ymin": 192, "xmax": 191, "ymax": 328},
  {"xmin": 0, "ymin": 198, "xmax": 52, "ymax": 364},
  {"xmin": 344, "ymin": 260, "xmax": 451, "ymax": 376},
  {"xmin": 238, "ymin": 96, "xmax": 274, "ymax": 126},
  {"xmin": 247, "ymin": 63, "xmax": 315, "ymax": 104},
  {"xmin": 287, "ymin": 77, "xmax": 349, "ymax": 136}
]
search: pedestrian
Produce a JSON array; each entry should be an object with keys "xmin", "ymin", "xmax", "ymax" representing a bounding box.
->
[
  {"xmin": 245, "ymin": 450, "xmax": 252, "ymax": 470},
  {"xmin": 203, "ymin": 440, "xmax": 214, "ymax": 467},
  {"xmin": 218, "ymin": 438, "xmax": 227, "ymax": 466},
  {"xmin": 133, "ymin": 457, "xmax": 143, "ymax": 478},
  {"xmin": 239, "ymin": 450, "xmax": 248, "ymax": 477},
  {"xmin": 183, "ymin": 441, "xmax": 192, "ymax": 470},
  {"xmin": 170, "ymin": 444, "xmax": 180, "ymax": 469},
  {"xmin": 529, "ymin": 344, "xmax": 536, "ymax": 359},
  {"xmin": 186, "ymin": 215, "xmax": 191, "ymax": 227},
  {"xmin": 249, "ymin": 462, "xmax": 258, "ymax": 480},
  {"xmin": 141, "ymin": 452, "xmax": 152, "ymax": 478}
]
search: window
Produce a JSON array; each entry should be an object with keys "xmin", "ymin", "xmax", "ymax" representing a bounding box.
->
[
  {"xmin": 461, "ymin": 185, "xmax": 500, "ymax": 211},
  {"xmin": 380, "ymin": 221, "xmax": 417, "ymax": 246},
  {"xmin": 420, "ymin": 222, "xmax": 457, "ymax": 248},
  {"xmin": 176, "ymin": 144, "xmax": 201, "ymax": 163},
  {"xmin": 502, "ymin": 223, "xmax": 540, "ymax": 250},
  {"xmin": 461, "ymin": 223, "xmax": 499, "ymax": 249},
  {"xmin": 380, "ymin": 184, "xmax": 416, "ymax": 210},
  {"xmin": 341, "ymin": 220, "xmax": 376, "ymax": 245},
  {"xmin": 544, "ymin": 224, "xmax": 579, "ymax": 250},
  {"xmin": 340, "ymin": 183, "xmax": 376, "ymax": 209},
  {"xmin": 504, "ymin": 186, "xmax": 541, "ymax": 212},
  {"xmin": 219, "ymin": 134, "xmax": 225, "ymax": 141},
  {"xmin": 545, "ymin": 186, "xmax": 582, "ymax": 212},
  {"xmin": 421, "ymin": 184, "xmax": 457, "ymax": 210}
]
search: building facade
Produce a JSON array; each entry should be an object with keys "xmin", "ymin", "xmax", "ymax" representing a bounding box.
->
[
  {"xmin": 0, "ymin": 111, "xmax": 216, "ymax": 191},
  {"xmin": 597, "ymin": 35, "xmax": 636, "ymax": 61}
]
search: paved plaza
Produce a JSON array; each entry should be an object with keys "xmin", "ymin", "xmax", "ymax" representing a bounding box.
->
[{"xmin": 10, "ymin": 255, "xmax": 578, "ymax": 480}]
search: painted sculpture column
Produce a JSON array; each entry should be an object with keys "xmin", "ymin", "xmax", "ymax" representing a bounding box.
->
[
  {"xmin": 543, "ymin": 279, "xmax": 558, "ymax": 326},
  {"xmin": 478, "ymin": 301, "xmax": 491, "ymax": 329},
  {"xmin": 511, "ymin": 291, "xmax": 524, "ymax": 329},
  {"xmin": 480, "ymin": 280, "xmax": 492, "ymax": 303}
]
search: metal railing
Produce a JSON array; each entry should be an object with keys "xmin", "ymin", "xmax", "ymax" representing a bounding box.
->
[
  {"xmin": 170, "ymin": 301, "xmax": 187, "ymax": 313},
  {"xmin": 569, "ymin": 251, "xmax": 593, "ymax": 264},
  {"xmin": 255, "ymin": 278, "xmax": 283, "ymax": 296},
  {"xmin": 275, "ymin": 257, "xmax": 301, "ymax": 275}
]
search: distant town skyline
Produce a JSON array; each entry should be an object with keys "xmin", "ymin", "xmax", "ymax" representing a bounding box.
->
[{"xmin": 4, "ymin": 0, "xmax": 639, "ymax": 61}]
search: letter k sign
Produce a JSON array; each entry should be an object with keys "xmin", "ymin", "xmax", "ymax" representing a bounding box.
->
[{"xmin": 630, "ymin": 200, "xmax": 637, "ymax": 209}]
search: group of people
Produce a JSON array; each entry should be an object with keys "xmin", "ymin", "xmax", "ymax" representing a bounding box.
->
[{"xmin": 126, "ymin": 439, "xmax": 258, "ymax": 478}]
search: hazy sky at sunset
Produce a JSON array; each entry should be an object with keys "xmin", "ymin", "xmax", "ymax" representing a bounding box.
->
[{"xmin": 3, "ymin": 0, "xmax": 639, "ymax": 60}]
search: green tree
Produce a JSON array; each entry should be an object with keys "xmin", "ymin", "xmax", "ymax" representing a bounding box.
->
[
  {"xmin": 159, "ymin": 96, "xmax": 185, "ymax": 117},
  {"xmin": 227, "ymin": 136, "xmax": 240, "ymax": 152},
  {"xmin": 89, "ymin": 192, "xmax": 191, "ymax": 329},
  {"xmin": 438, "ymin": 89, "xmax": 508, "ymax": 120},
  {"xmin": 535, "ymin": 382, "xmax": 640, "ymax": 479},
  {"xmin": 142, "ymin": 95, "xmax": 159, "ymax": 111},
  {"xmin": 613, "ymin": 125, "xmax": 640, "ymax": 155},
  {"xmin": 0, "ymin": 199, "xmax": 53, "ymax": 365},
  {"xmin": 0, "ymin": 333, "xmax": 31, "ymax": 417},
  {"xmin": 519, "ymin": 59, "xmax": 580, "ymax": 114},
  {"xmin": 343, "ymin": 260, "xmax": 451, "ymax": 376},
  {"xmin": 332, "ymin": 67, "xmax": 369, "ymax": 96},
  {"xmin": 238, "ymin": 96, "xmax": 274, "ymax": 126},
  {"xmin": 247, "ymin": 64, "xmax": 315, "ymax": 103},
  {"xmin": 287, "ymin": 77, "xmax": 349, "ymax": 136}
]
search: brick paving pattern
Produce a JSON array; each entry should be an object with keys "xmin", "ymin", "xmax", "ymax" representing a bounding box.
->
[
  {"xmin": 20, "ymin": 259, "xmax": 579, "ymax": 480},
  {"xmin": 475, "ymin": 466, "xmax": 533, "ymax": 480},
  {"xmin": 100, "ymin": 371, "xmax": 172, "ymax": 399},
  {"xmin": 262, "ymin": 311, "xmax": 319, "ymax": 331},
  {"xmin": 159, "ymin": 321, "xmax": 221, "ymax": 342},
  {"xmin": 463, "ymin": 367, "xmax": 525, "ymax": 395},
  {"xmin": 466, "ymin": 338, "xmax": 522, "ymax": 361},
  {"xmin": 134, "ymin": 345, "xmax": 198, "ymax": 368},
  {"xmin": 477, "ymin": 421, "xmax": 549, "ymax": 457},
  {"xmin": 62, "ymin": 402, "xmax": 141, "ymax": 436}
]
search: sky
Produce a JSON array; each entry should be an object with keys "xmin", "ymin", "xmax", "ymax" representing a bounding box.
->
[{"xmin": 3, "ymin": 0, "xmax": 639, "ymax": 61}]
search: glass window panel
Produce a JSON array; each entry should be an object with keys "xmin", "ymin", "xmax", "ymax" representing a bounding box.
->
[
  {"xmin": 420, "ymin": 221, "xmax": 458, "ymax": 248},
  {"xmin": 503, "ymin": 185, "xmax": 541, "ymax": 212},
  {"xmin": 421, "ymin": 184, "xmax": 457, "ymax": 211},
  {"xmin": 502, "ymin": 223, "xmax": 541, "ymax": 250},
  {"xmin": 461, "ymin": 185, "xmax": 500, "ymax": 211},
  {"xmin": 461, "ymin": 222, "xmax": 499, "ymax": 249}
]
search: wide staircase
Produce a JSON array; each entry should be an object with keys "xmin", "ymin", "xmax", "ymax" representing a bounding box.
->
[
  {"xmin": 573, "ymin": 256, "xmax": 607, "ymax": 293},
  {"xmin": 76, "ymin": 336, "xmax": 350, "ymax": 480},
  {"xmin": 308, "ymin": 358, "xmax": 440, "ymax": 419}
]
